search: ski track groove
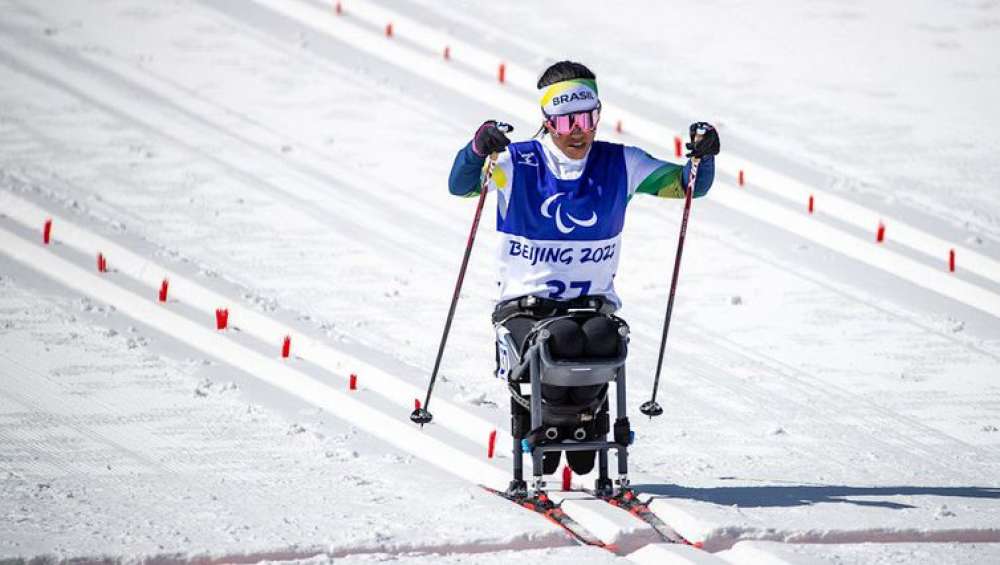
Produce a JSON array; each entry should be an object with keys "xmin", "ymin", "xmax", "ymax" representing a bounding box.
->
[
  {"xmin": 0, "ymin": 345, "xmax": 275, "ymax": 528},
  {"xmin": 5, "ymin": 2, "xmax": 476, "ymax": 247},
  {"xmin": 0, "ymin": 26, "xmax": 429, "ymax": 268},
  {"xmin": 0, "ymin": 50, "xmax": 489, "ymax": 382},
  {"xmin": 0, "ymin": 350, "xmax": 193, "ymax": 478},
  {"xmin": 692, "ymin": 221, "xmax": 1000, "ymax": 364},
  {"xmin": 670, "ymin": 345, "xmax": 988, "ymax": 485},
  {"xmin": 697, "ymin": 321, "xmax": 1000, "ymax": 464},
  {"xmin": 13, "ymin": 534, "xmax": 580, "ymax": 565},
  {"xmin": 0, "ymin": 10, "xmax": 507, "ymax": 339}
]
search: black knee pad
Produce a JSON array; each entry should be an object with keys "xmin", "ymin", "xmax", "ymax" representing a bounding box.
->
[
  {"xmin": 510, "ymin": 397, "xmax": 530, "ymax": 438},
  {"xmin": 581, "ymin": 316, "xmax": 619, "ymax": 357},
  {"xmin": 546, "ymin": 318, "xmax": 585, "ymax": 359},
  {"xmin": 542, "ymin": 384, "xmax": 570, "ymax": 403},
  {"xmin": 569, "ymin": 384, "xmax": 605, "ymax": 405}
]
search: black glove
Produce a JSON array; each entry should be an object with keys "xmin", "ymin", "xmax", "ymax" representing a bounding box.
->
[
  {"xmin": 685, "ymin": 122, "xmax": 720, "ymax": 158},
  {"xmin": 472, "ymin": 120, "xmax": 513, "ymax": 157}
]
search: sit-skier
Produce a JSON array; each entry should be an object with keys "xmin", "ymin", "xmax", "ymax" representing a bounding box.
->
[{"xmin": 447, "ymin": 60, "xmax": 720, "ymax": 490}]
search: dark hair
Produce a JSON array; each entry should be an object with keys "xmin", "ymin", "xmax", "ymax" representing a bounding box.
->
[
  {"xmin": 536, "ymin": 61, "xmax": 597, "ymax": 136},
  {"xmin": 537, "ymin": 60, "xmax": 596, "ymax": 89}
]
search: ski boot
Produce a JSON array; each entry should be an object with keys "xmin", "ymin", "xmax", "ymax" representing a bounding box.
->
[
  {"xmin": 594, "ymin": 477, "xmax": 614, "ymax": 498},
  {"xmin": 506, "ymin": 479, "xmax": 528, "ymax": 499}
]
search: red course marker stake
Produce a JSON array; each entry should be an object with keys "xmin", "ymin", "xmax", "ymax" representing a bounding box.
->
[
  {"xmin": 158, "ymin": 279, "xmax": 169, "ymax": 302},
  {"xmin": 215, "ymin": 308, "xmax": 229, "ymax": 330},
  {"xmin": 43, "ymin": 218, "xmax": 52, "ymax": 245},
  {"xmin": 443, "ymin": 45, "xmax": 450, "ymax": 60},
  {"xmin": 335, "ymin": 1, "xmax": 342, "ymax": 15},
  {"xmin": 949, "ymin": 249, "xmax": 956, "ymax": 272},
  {"xmin": 385, "ymin": 22, "xmax": 393, "ymax": 38},
  {"xmin": 674, "ymin": 136, "xmax": 683, "ymax": 158},
  {"xmin": 97, "ymin": 252, "xmax": 108, "ymax": 273},
  {"xmin": 349, "ymin": 373, "xmax": 358, "ymax": 390},
  {"xmin": 738, "ymin": 169, "xmax": 745, "ymax": 187},
  {"xmin": 498, "ymin": 63, "xmax": 506, "ymax": 84},
  {"xmin": 281, "ymin": 335, "xmax": 291, "ymax": 358},
  {"xmin": 487, "ymin": 429, "xmax": 497, "ymax": 459},
  {"xmin": 561, "ymin": 465, "xmax": 572, "ymax": 491},
  {"xmin": 615, "ymin": 120, "xmax": 623, "ymax": 134},
  {"xmin": 876, "ymin": 222, "xmax": 886, "ymax": 243},
  {"xmin": 808, "ymin": 195, "xmax": 814, "ymax": 214},
  {"xmin": 414, "ymin": 398, "xmax": 421, "ymax": 411}
]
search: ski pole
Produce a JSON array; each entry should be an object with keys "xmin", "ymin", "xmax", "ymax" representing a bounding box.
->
[
  {"xmin": 640, "ymin": 140, "xmax": 703, "ymax": 418},
  {"xmin": 411, "ymin": 153, "xmax": 499, "ymax": 426}
]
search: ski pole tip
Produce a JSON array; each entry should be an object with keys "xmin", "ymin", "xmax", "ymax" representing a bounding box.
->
[
  {"xmin": 639, "ymin": 400, "xmax": 664, "ymax": 418},
  {"xmin": 410, "ymin": 408, "xmax": 433, "ymax": 426}
]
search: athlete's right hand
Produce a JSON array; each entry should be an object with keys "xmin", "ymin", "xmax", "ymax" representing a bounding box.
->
[{"xmin": 472, "ymin": 120, "xmax": 514, "ymax": 157}]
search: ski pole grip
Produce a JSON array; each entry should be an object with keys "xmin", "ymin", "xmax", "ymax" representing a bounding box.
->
[{"xmin": 691, "ymin": 131, "xmax": 704, "ymax": 165}]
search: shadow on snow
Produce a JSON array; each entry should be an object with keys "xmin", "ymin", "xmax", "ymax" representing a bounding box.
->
[{"xmin": 633, "ymin": 481, "xmax": 1000, "ymax": 510}]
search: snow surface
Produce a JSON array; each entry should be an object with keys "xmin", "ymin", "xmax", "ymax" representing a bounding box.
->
[{"xmin": 1, "ymin": 0, "xmax": 999, "ymax": 562}]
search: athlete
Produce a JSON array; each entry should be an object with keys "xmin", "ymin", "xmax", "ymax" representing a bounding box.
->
[{"xmin": 447, "ymin": 61, "xmax": 720, "ymax": 479}]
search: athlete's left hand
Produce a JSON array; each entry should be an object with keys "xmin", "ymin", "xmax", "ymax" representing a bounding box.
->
[{"xmin": 685, "ymin": 122, "xmax": 720, "ymax": 158}]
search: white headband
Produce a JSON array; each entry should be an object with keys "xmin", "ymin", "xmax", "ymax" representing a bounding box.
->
[{"xmin": 539, "ymin": 78, "xmax": 600, "ymax": 115}]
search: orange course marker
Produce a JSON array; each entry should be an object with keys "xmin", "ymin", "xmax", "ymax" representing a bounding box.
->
[
  {"xmin": 158, "ymin": 279, "xmax": 169, "ymax": 302},
  {"xmin": 215, "ymin": 308, "xmax": 229, "ymax": 330}
]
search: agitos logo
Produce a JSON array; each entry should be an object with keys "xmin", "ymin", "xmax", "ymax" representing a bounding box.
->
[{"xmin": 541, "ymin": 192, "xmax": 598, "ymax": 235}]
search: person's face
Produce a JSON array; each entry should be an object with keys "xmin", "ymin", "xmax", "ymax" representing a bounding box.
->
[{"xmin": 545, "ymin": 114, "xmax": 598, "ymax": 160}]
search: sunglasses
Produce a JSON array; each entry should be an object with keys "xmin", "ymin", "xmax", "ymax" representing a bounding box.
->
[{"xmin": 545, "ymin": 106, "xmax": 601, "ymax": 135}]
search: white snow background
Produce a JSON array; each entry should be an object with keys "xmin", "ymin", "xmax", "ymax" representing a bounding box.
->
[{"xmin": 1, "ymin": 0, "xmax": 999, "ymax": 563}]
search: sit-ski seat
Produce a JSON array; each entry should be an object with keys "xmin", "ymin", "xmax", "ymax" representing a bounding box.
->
[{"xmin": 496, "ymin": 311, "xmax": 634, "ymax": 496}]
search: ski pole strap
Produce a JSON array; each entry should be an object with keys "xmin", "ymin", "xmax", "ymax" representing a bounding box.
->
[{"xmin": 685, "ymin": 157, "xmax": 700, "ymax": 196}]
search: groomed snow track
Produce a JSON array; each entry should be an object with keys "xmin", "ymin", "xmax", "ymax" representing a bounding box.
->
[{"xmin": 0, "ymin": 191, "xmax": 702, "ymax": 561}]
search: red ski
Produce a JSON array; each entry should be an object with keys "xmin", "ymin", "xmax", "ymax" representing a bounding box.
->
[{"xmin": 482, "ymin": 486, "xmax": 614, "ymax": 551}]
